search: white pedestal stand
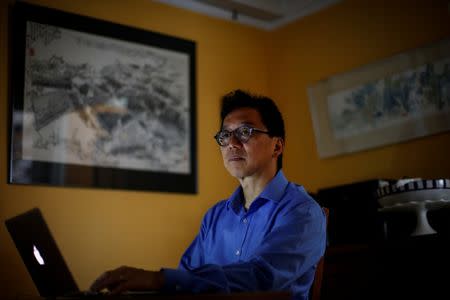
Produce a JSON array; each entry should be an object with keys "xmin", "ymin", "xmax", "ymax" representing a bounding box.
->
[{"xmin": 379, "ymin": 199, "xmax": 450, "ymax": 236}]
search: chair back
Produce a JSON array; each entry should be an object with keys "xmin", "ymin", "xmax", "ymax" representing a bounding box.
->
[{"xmin": 310, "ymin": 207, "xmax": 329, "ymax": 300}]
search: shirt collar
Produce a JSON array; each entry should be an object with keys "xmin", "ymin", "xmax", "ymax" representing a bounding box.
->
[
  {"xmin": 259, "ymin": 169, "xmax": 289, "ymax": 203},
  {"xmin": 226, "ymin": 170, "xmax": 289, "ymax": 213}
]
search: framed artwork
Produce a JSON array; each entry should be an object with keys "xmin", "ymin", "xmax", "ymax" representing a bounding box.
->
[
  {"xmin": 308, "ymin": 38, "xmax": 450, "ymax": 158},
  {"xmin": 9, "ymin": 2, "xmax": 197, "ymax": 193}
]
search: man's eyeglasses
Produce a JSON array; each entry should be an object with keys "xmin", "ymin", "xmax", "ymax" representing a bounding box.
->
[{"xmin": 214, "ymin": 125, "xmax": 270, "ymax": 147}]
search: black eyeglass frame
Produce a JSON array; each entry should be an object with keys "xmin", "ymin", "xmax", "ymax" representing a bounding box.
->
[{"xmin": 214, "ymin": 125, "xmax": 270, "ymax": 147}]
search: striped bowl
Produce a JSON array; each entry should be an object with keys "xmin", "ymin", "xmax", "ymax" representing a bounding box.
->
[{"xmin": 376, "ymin": 179, "xmax": 450, "ymax": 208}]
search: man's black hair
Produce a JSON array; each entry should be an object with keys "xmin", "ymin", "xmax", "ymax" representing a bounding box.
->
[{"xmin": 220, "ymin": 89, "xmax": 285, "ymax": 170}]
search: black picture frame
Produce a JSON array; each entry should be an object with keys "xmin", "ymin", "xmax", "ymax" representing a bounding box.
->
[{"xmin": 8, "ymin": 2, "xmax": 197, "ymax": 193}]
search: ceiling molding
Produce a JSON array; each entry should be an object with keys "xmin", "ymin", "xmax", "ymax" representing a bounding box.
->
[{"xmin": 153, "ymin": 0, "xmax": 341, "ymax": 31}]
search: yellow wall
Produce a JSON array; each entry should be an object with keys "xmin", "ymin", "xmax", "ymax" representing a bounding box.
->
[
  {"xmin": 270, "ymin": 0, "xmax": 450, "ymax": 191},
  {"xmin": 1, "ymin": 0, "xmax": 449, "ymax": 298},
  {"xmin": 0, "ymin": 0, "xmax": 269, "ymax": 297}
]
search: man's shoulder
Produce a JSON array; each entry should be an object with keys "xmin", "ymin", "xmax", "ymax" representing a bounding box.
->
[
  {"xmin": 203, "ymin": 199, "xmax": 229, "ymax": 218},
  {"xmin": 210, "ymin": 198, "xmax": 229, "ymax": 210},
  {"xmin": 284, "ymin": 182, "xmax": 314, "ymax": 203},
  {"xmin": 282, "ymin": 182, "xmax": 322, "ymax": 214}
]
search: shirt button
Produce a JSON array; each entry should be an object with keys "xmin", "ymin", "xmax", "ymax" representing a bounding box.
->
[
  {"xmin": 235, "ymin": 249, "xmax": 241, "ymax": 256},
  {"xmin": 242, "ymin": 218, "xmax": 248, "ymax": 224}
]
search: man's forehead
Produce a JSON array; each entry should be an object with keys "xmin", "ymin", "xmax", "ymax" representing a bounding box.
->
[{"xmin": 223, "ymin": 108, "xmax": 262, "ymax": 127}]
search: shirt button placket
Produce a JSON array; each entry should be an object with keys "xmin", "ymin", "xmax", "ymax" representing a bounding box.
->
[{"xmin": 236, "ymin": 216, "xmax": 249, "ymax": 260}]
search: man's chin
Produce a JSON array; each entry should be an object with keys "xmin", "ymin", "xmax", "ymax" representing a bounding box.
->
[{"xmin": 226, "ymin": 166, "xmax": 247, "ymax": 179}]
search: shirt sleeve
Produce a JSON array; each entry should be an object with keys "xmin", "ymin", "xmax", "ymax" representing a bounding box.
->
[{"xmin": 161, "ymin": 201, "xmax": 327, "ymax": 295}]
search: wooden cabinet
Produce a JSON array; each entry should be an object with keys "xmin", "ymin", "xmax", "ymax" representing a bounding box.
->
[{"xmin": 320, "ymin": 235, "xmax": 450, "ymax": 300}]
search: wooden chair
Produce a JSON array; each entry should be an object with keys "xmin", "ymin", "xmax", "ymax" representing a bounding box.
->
[{"xmin": 310, "ymin": 207, "xmax": 329, "ymax": 300}]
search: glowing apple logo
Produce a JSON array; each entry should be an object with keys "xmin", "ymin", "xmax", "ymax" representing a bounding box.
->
[{"xmin": 33, "ymin": 245, "xmax": 45, "ymax": 265}]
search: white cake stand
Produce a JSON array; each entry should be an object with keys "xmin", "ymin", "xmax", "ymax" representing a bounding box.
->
[
  {"xmin": 377, "ymin": 179, "xmax": 450, "ymax": 236},
  {"xmin": 378, "ymin": 199, "xmax": 450, "ymax": 236}
]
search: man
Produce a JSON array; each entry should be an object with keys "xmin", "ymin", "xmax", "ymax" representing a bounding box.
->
[{"xmin": 90, "ymin": 90, "xmax": 326, "ymax": 300}]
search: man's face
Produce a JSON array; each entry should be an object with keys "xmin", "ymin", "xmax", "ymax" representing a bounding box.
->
[{"xmin": 220, "ymin": 107, "xmax": 281, "ymax": 180}]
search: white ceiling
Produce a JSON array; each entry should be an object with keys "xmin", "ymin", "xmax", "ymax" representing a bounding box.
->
[{"xmin": 153, "ymin": 0, "xmax": 341, "ymax": 30}]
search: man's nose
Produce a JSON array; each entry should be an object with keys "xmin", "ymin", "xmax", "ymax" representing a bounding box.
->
[{"xmin": 228, "ymin": 134, "xmax": 242, "ymax": 148}]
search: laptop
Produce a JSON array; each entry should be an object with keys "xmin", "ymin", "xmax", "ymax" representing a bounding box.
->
[
  {"xmin": 5, "ymin": 208, "xmax": 84, "ymax": 297},
  {"xmin": 5, "ymin": 208, "xmax": 165, "ymax": 298}
]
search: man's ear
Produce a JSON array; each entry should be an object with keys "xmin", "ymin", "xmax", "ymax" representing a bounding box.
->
[{"xmin": 273, "ymin": 138, "xmax": 284, "ymax": 156}]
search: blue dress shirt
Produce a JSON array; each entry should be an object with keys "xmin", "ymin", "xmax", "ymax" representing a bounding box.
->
[{"xmin": 163, "ymin": 170, "xmax": 326, "ymax": 300}]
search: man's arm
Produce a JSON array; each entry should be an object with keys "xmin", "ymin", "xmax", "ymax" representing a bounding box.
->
[
  {"xmin": 90, "ymin": 202, "xmax": 326, "ymax": 295},
  {"xmin": 163, "ymin": 202, "xmax": 326, "ymax": 294}
]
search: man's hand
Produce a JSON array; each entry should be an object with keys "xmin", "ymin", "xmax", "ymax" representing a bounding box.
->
[{"xmin": 90, "ymin": 266, "xmax": 165, "ymax": 295}]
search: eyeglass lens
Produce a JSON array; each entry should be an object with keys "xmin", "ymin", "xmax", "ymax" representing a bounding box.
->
[{"xmin": 216, "ymin": 126, "xmax": 253, "ymax": 146}]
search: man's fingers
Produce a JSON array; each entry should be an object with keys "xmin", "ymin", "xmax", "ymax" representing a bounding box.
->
[
  {"xmin": 110, "ymin": 281, "xmax": 130, "ymax": 295},
  {"xmin": 90, "ymin": 271, "xmax": 108, "ymax": 291},
  {"xmin": 90, "ymin": 266, "xmax": 161, "ymax": 294},
  {"xmin": 90, "ymin": 269, "xmax": 125, "ymax": 292}
]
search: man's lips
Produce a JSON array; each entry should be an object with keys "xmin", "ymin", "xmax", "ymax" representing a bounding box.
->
[{"xmin": 228, "ymin": 156, "xmax": 245, "ymax": 162}]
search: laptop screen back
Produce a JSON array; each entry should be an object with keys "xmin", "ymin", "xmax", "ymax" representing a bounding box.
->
[{"xmin": 5, "ymin": 208, "xmax": 79, "ymax": 297}]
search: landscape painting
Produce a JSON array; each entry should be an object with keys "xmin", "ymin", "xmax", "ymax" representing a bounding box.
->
[
  {"xmin": 327, "ymin": 59, "xmax": 450, "ymax": 140},
  {"xmin": 22, "ymin": 21, "xmax": 191, "ymax": 174},
  {"xmin": 308, "ymin": 38, "xmax": 450, "ymax": 158},
  {"xmin": 10, "ymin": 3, "xmax": 197, "ymax": 193}
]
